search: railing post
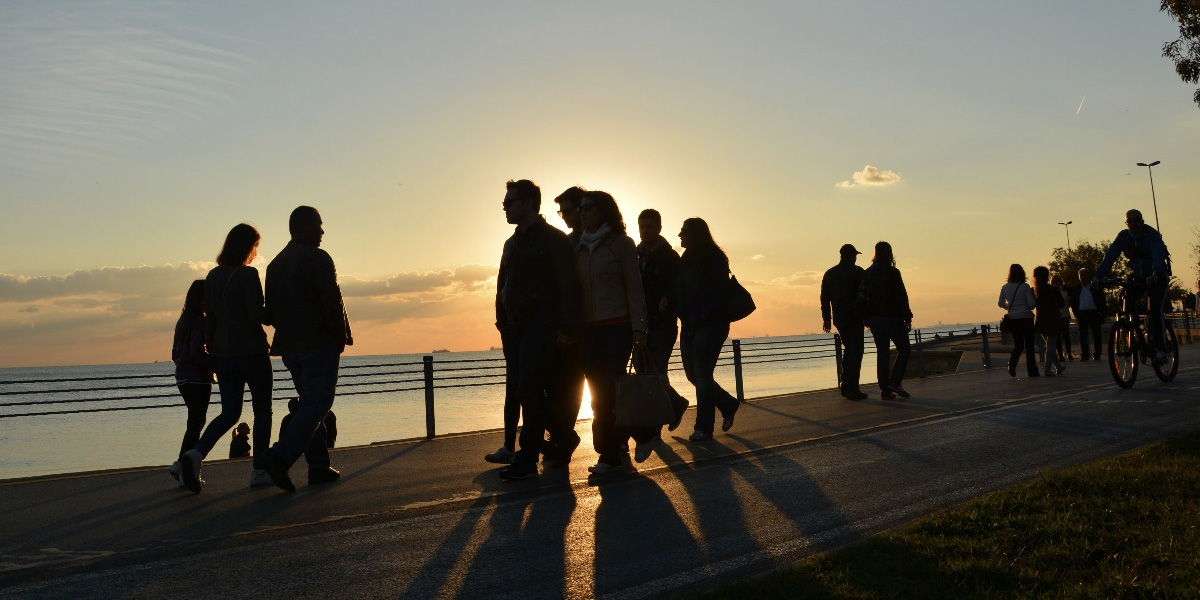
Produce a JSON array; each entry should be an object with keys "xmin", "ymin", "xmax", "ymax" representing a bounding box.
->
[
  {"xmin": 423, "ymin": 355, "xmax": 435, "ymax": 439},
  {"xmin": 981, "ymin": 324, "xmax": 992, "ymax": 368},
  {"xmin": 833, "ymin": 333, "xmax": 844, "ymax": 388},
  {"xmin": 914, "ymin": 328, "xmax": 926, "ymax": 377},
  {"xmin": 732, "ymin": 339, "xmax": 744, "ymax": 403}
]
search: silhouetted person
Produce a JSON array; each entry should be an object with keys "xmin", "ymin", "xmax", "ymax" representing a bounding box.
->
[
  {"xmin": 229, "ymin": 422, "xmax": 251, "ymax": 458},
  {"xmin": 1069, "ymin": 267, "xmax": 1106, "ymax": 361},
  {"xmin": 999, "ymin": 263, "xmax": 1038, "ymax": 378},
  {"xmin": 1051, "ymin": 274, "xmax": 1074, "ymax": 361},
  {"xmin": 494, "ymin": 180, "xmax": 580, "ymax": 480},
  {"xmin": 636, "ymin": 208, "xmax": 686, "ymax": 434},
  {"xmin": 180, "ymin": 224, "xmax": 274, "ymax": 493},
  {"xmin": 676, "ymin": 217, "xmax": 740, "ymax": 441},
  {"xmin": 168, "ymin": 279, "xmax": 213, "ymax": 487},
  {"xmin": 576, "ymin": 191, "xmax": 650, "ymax": 471},
  {"xmin": 1033, "ymin": 266, "xmax": 1066, "ymax": 376},
  {"xmin": 1095, "ymin": 208, "xmax": 1172, "ymax": 363},
  {"xmin": 821, "ymin": 244, "xmax": 867, "ymax": 400},
  {"xmin": 259, "ymin": 206, "xmax": 353, "ymax": 492},
  {"xmin": 541, "ymin": 185, "xmax": 588, "ymax": 467},
  {"xmin": 862, "ymin": 241, "xmax": 912, "ymax": 400}
]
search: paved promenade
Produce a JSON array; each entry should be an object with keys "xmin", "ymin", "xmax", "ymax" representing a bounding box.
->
[{"xmin": 2, "ymin": 345, "xmax": 1198, "ymax": 599}]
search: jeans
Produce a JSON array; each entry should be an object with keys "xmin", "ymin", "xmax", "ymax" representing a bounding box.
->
[
  {"xmin": 176, "ymin": 383, "xmax": 212, "ymax": 460},
  {"xmin": 1147, "ymin": 277, "xmax": 1169, "ymax": 353},
  {"xmin": 639, "ymin": 325, "xmax": 678, "ymax": 376},
  {"xmin": 1008, "ymin": 317, "xmax": 1038, "ymax": 375},
  {"xmin": 1055, "ymin": 317, "xmax": 1073, "ymax": 359},
  {"xmin": 549, "ymin": 334, "xmax": 585, "ymax": 448},
  {"xmin": 276, "ymin": 345, "xmax": 340, "ymax": 467},
  {"xmin": 866, "ymin": 316, "xmax": 911, "ymax": 390},
  {"xmin": 1076, "ymin": 310, "xmax": 1103, "ymax": 358},
  {"xmin": 195, "ymin": 354, "xmax": 273, "ymax": 468},
  {"xmin": 501, "ymin": 315, "xmax": 557, "ymax": 465},
  {"xmin": 833, "ymin": 318, "xmax": 865, "ymax": 393},
  {"xmin": 1040, "ymin": 333, "xmax": 1062, "ymax": 372},
  {"xmin": 680, "ymin": 321, "xmax": 738, "ymax": 434},
  {"xmin": 581, "ymin": 322, "xmax": 644, "ymax": 464}
]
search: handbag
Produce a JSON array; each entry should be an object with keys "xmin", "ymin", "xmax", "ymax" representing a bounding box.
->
[
  {"xmin": 725, "ymin": 272, "xmax": 756, "ymax": 322},
  {"xmin": 615, "ymin": 350, "xmax": 681, "ymax": 429}
]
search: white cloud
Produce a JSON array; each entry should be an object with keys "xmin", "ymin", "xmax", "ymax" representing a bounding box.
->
[
  {"xmin": 836, "ymin": 165, "xmax": 904, "ymax": 189},
  {"xmin": 750, "ymin": 254, "xmax": 766, "ymax": 262}
]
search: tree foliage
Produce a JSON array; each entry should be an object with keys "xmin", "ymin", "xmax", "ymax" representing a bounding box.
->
[
  {"xmin": 1048, "ymin": 240, "xmax": 1123, "ymax": 287},
  {"xmin": 1161, "ymin": 0, "xmax": 1200, "ymax": 107}
]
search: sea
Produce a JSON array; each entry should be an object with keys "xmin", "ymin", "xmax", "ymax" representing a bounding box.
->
[{"xmin": 0, "ymin": 326, "xmax": 985, "ymax": 480}]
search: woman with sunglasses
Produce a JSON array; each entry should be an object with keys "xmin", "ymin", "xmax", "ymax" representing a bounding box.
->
[{"xmin": 574, "ymin": 191, "xmax": 651, "ymax": 473}]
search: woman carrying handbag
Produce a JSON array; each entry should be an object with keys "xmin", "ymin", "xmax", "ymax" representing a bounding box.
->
[{"xmin": 998, "ymin": 263, "xmax": 1039, "ymax": 378}]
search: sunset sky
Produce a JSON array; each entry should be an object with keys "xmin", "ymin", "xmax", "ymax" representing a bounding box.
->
[{"xmin": 2, "ymin": 1, "xmax": 1198, "ymax": 367}]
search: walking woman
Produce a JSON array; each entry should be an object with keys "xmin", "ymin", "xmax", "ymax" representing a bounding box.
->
[
  {"xmin": 168, "ymin": 280, "xmax": 214, "ymax": 486},
  {"xmin": 179, "ymin": 223, "xmax": 273, "ymax": 493},
  {"xmin": 998, "ymin": 263, "xmax": 1038, "ymax": 378},
  {"xmin": 676, "ymin": 217, "xmax": 740, "ymax": 441},
  {"xmin": 862, "ymin": 241, "xmax": 913, "ymax": 400},
  {"xmin": 1033, "ymin": 266, "xmax": 1067, "ymax": 376},
  {"xmin": 575, "ymin": 190, "xmax": 651, "ymax": 473}
]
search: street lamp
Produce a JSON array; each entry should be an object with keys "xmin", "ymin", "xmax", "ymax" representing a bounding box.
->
[
  {"xmin": 1057, "ymin": 221, "xmax": 1072, "ymax": 252},
  {"xmin": 1136, "ymin": 160, "xmax": 1161, "ymax": 230}
]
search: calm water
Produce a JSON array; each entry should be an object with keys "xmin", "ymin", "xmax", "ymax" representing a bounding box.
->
[{"xmin": 0, "ymin": 327, "xmax": 982, "ymax": 480}]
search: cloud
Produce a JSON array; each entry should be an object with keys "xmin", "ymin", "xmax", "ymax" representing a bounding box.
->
[
  {"xmin": 836, "ymin": 165, "xmax": 904, "ymax": 189},
  {"xmin": 762, "ymin": 271, "xmax": 824, "ymax": 289},
  {"xmin": 18, "ymin": 306, "xmax": 38, "ymax": 313},
  {"xmin": 0, "ymin": 263, "xmax": 211, "ymax": 302},
  {"xmin": 750, "ymin": 254, "xmax": 766, "ymax": 262},
  {"xmin": 340, "ymin": 265, "xmax": 495, "ymax": 297}
]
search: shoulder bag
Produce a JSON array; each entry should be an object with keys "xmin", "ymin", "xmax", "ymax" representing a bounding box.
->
[{"xmin": 615, "ymin": 349, "xmax": 683, "ymax": 429}]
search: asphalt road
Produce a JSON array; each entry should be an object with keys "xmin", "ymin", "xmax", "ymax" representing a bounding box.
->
[{"xmin": 2, "ymin": 347, "xmax": 1197, "ymax": 599}]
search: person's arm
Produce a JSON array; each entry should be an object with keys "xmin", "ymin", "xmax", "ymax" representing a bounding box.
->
[
  {"xmin": 998, "ymin": 284, "xmax": 1011, "ymax": 310},
  {"xmin": 550, "ymin": 233, "xmax": 581, "ymax": 339},
  {"xmin": 1151, "ymin": 230, "xmax": 1169, "ymax": 276},
  {"xmin": 314, "ymin": 252, "xmax": 349, "ymax": 351},
  {"xmin": 619, "ymin": 236, "xmax": 649, "ymax": 338},
  {"xmin": 895, "ymin": 269, "xmax": 913, "ymax": 322},
  {"xmin": 1023, "ymin": 284, "xmax": 1036, "ymax": 308},
  {"xmin": 1094, "ymin": 232, "xmax": 1126, "ymax": 281},
  {"xmin": 243, "ymin": 268, "xmax": 268, "ymax": 325},
  {"xmin": 820, "ymin": 270, "xmax": 833, "ymax": 332}
]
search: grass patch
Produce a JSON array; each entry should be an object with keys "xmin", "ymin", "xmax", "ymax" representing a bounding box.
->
[{"xmin": 694, "ymin": 431, "xmax": 1200, "ymax": 599}]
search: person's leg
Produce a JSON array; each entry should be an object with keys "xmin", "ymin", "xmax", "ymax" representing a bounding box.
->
[
  {"xmin": 867, "ymin": 318, "xmax": 891, "ymax": 392},
  {"xmin": 691, "ymin": 322, "xmax": 738, "ymax": 422},
  {"xmin": 581, "ymin": 327, "xmax": 614, "ymax": 456},
  {"xmin": 178, "ymin": 383, "xmax": 212, "ymax": 460},
  {"xmin": 1088, "ymin": 315, "xmax": 1103, "ymax": 359},
  {"xmin": 888, "ymin": 319, "xmax": 911, "ymax": 385},
  {"xmin": 642, "ymin": 324, "xmax": 677, "ymax": 439},
  {"xmin": 1008, "ymin": 323, "xmax": 1024, "ymax": 374},
  {"xmin": 680, "ymin": 327, "xmax": 712, "ymax": 434},
  {"xmin": 835, "ymin": 319, "xmax": 865, "ymax": 394},
  {"xmin": 1148, "ymin": 278, "xmax": 1169, "ymax": 353},
  {"xmin": 1060, "ymin": 317, "xmax": 1073, "ymax": 358},
  {"xmin": 1018, "ymin": 321, "xmax": 1039, "ymax": 375},
  {"xmin": 244, "ymin": 354, "xmax": 273, "ymax": 470},
  {"xmin": 303, "ymin": 421, "xmax": 330, "ymax": 469},
  {"xmin": 1077, "ymin": 312, "xmax": 1091, "ymax": 359},
  {"xmin": 595, "ymin": 323, "xmax": 634, "ymax": 460},
  {"xmin": 274, "ymin": 346, "xmax": 340, "ymax": 466},
  {"xmin": 193, "ymin": 358, "xmax": 247, "ymax": 459},
  {"xmin": 500, "ymin": 327, "xmax": 521, "ymax": 453},
  {"xmin": 514, "ymin": 316, "xmax": 555, "ymax": 465}
]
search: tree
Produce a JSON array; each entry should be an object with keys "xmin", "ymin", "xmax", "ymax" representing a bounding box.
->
[
  {"xmin": 1161, "ymin": 0, "xmax": 1200, "ymax": 107},
  {"xmin": 1192, "ymin": 225, "xmax": 1200, "ymax": 289},
  {"xmin": 1047, "ymin": 240, "xmax": 1124, "ymax": 286}
]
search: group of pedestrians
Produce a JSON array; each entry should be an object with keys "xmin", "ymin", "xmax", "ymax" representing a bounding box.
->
[
  {"xmin": 490, "ymin": 180, "xmax": 744, "ymax": 480},
  {"xmin": 169, "ymin": 206, "xmax": 353, "ymax": 494},
  {"xmin": 819, "ymin": 242, "xmax": 915, "ymax": 401},
  {"xmin": 1000, "ymin": 208, "xmax": 1173, "ymax": 378}
]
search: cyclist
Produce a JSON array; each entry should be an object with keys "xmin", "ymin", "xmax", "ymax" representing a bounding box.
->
[{"xmin": 1094, "ymin": 209, "xmax": 1171, "ymax": 365}]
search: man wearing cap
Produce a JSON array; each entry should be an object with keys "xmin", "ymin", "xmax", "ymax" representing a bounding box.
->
[{"xmin": 821, "ymin": 244, "xmax": 867, "ymax": 400}]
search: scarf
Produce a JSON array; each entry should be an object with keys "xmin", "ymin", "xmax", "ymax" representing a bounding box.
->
[{"xmin": 579, "ymin": 224, "xmax": 612, "ymax": 253}]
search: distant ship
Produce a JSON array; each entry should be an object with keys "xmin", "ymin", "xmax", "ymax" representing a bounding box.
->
[{"xmin": 432, "ymin": 349, "xmax": 450, "ymax": 353}]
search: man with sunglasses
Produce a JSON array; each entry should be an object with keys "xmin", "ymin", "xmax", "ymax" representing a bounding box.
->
[
  {"xmin": 1095, "ymin": 208, "xmax": 1172, "ymax": 364},
  {"xmin": 494, "ymin": 179, "xmax": 580, "ymax": 479}
]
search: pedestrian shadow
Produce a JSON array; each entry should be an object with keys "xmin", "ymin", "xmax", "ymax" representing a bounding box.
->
[{"xmin": 739, "ymin": 400, "xmax": 937, "ymax": 465}]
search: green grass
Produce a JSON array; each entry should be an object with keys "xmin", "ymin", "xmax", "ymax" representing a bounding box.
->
[{"xmin": 694, "ymin": 432, "xmax": 1200, "ymax": 599}]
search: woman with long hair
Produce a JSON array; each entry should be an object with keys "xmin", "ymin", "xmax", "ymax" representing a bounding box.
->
[
  {"xmin": 998, "ymin": 263, "xmax": 1038, "ymax": 378},
  {"xmin": 676, "ymin": 217, "xmax": 740, "ymax": 440},
  {"xmin": 862, "ymin": 241, "xmax": 913, "ymax": 400},
  {"xmin": 167, "ymin": 279, "xmax": 213, "ymax": 485},
  {"xmin": 574, "ymin": 190, "xmax": 651, "ymax": 473},
  {"xmin": 1032, "ymin": 265, "xmax": 1066, "ymax": 376},
  {"xmin": 179, "ymin": 223, "xmax": 273, "ymax": 493}
]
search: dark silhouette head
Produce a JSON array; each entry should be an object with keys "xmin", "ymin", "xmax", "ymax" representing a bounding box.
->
[
  {"xmin": 1032, "ymin": 265, "xmax": 1050, "ymax": 285},
  {"xmin": 289, "ymin": 206, "xmax": 324, "ymax": 247},
  {"xmin": 871, "ymin": 241, "xmax": 896, "ymax": 267},
  {"xmin": 1078, "ymin": 267, "xmax": 1093, "ymax": 285},
  {"xmin": 180, "ymin": 279, "xmax": 205, "ymax": 319},
  {"xmin": 1007, "ymin": 264, "xmax": 1026, "ymax": 283},
  {"xmin": 637, "ymin": 209, "xmax": 662, "ymax": 244},
  {"xmin": 580, "ymin": 190, "xmax": 626, "ymax": 234},
  {"xmin": 506, "ymin": 179, "xmax": 541, "ymax": 212},
  {"xmin": 1125, "ymin": 209, "xmax": 1145, "ymax": 233},
  {"xmin": 554, "ymin": 186, "xmax": 586, "ymax": 230},
  {"xmin": 679, "ymin": 217, "xmax": 728, "ymax": 266},
  {"xmin": 216, "ymin": 223, "xmax": 261, "ymax": 266}
]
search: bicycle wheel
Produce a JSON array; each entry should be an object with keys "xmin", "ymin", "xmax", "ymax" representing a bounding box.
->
[
  {"xmin": 1153, "ymin": 323, "xmax": 1179, "ymax": 382},
  {"xmin": 1109, "ymin": 320, "xmax": 1138, "ymax": 388}
]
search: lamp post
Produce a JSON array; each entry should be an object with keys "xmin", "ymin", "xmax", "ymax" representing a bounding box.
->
[
  {"xmin": 1057, "ymin": 221, "xmax": 1072, "ymax": 253},
  {"xmin": 1136, "ymin": 160, "xmax": 1161, "ymax": 230}
]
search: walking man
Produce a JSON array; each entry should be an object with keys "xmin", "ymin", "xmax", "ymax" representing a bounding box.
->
[
  {"xmin": 495, "ymin": 179, "xmax": 579, "ymax": 479},
  {"xmin": 821, "ymin": 244, "xmax": 867, "ymax": 400},
  {"xmin": 260, "ymin": 206, "xmax": 353, "ymax": 492},
  {"xmin": 1069, "ymin": 267, "xmax": 1106, "ymax": 360}
]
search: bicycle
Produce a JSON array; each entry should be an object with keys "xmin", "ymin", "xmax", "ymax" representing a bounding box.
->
[{"xmin": 1105, "ymin": 279, "xmax": 1179, "ymax": 388}]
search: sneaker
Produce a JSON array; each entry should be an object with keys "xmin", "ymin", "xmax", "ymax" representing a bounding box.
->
[
  {"xmin": 546, "ymin": 433, "xmax": 581, "ymax": 468},
  {"xmin": 844, "ymin": 389, "xmax": 869, "ymax": 400},
  {"xmin": 587, "ymin": 461, "xmax": 625, "ymax": 474},
  {"xmin": 1007, "ymin": 362, "xmax": 1017, "ymax": 377},
  {"xmin": 1055, "ymin": 362, "xmax": 1066, "ymax": 375},
  {"xmin": 634, "ymin": 438, "xmax": 656, "ymax": 463},
  {"xmin": 668, "ymin": 394, "xmax": 689, "ymax": 432},
  {"xmin": 484, "ymin": 446, "xmax": 515, "ymax": 465},
  {"xmin": 1152, "ymin": 351, "xmax": 1170, "ymax": 367},
  {"xmin": 250, "ymin": 468, "xmax": 273, "ymax": 487},
  {"xmin": 881, "ymin": 389, "xmax": 897, "ymax": 401},
  {"xmin": 180, "ymin": 449, "xmax": 204, "ymax": 494},
  {"xmin": 721, "ymin": 403, "xmax": 739, "ymax": 432},
  {"xmin": 888, "ymin": 382, "xmax": 910, "ymax": 399},
  {"xmin": 499, "ymin": 462, "xmax": 538, "ymax": 480},
  {"xmin": 308, "ymin": 466, "xmax": 341, "ymax": 485},
  {"xmin": 1044, "ymin": 369, "xmax": 1056, "ymax": 377},
  {"xmin": 260, "ymin": 448, "xmax": 296, "ymax": 492},
  {"xmin": 168, "ymin": 460, "xmax": 181, "ymax": 481},
  {"xmin": 688, "ymin": 429, "xmax": 712, "ymax": 441}
]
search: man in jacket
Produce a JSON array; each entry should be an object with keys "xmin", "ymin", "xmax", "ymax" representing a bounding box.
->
[
  {"xmin": 820, "ymin": 244, "xmax": 867, "ymax": 400},
  {"xmin": 260, "ymin": 206, "xmax": 353, "ymax": 492},
  {"xmin": 495, "ymin": 179, "xmax": 580, "ymax": 479},
  {"xmin": 1068, "ymin": 267, "xmax": 1106, "ymax": 360},
  {"xmin": 1095, "ymin": 208, "xmax": 1171, "ymax": 363}
]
